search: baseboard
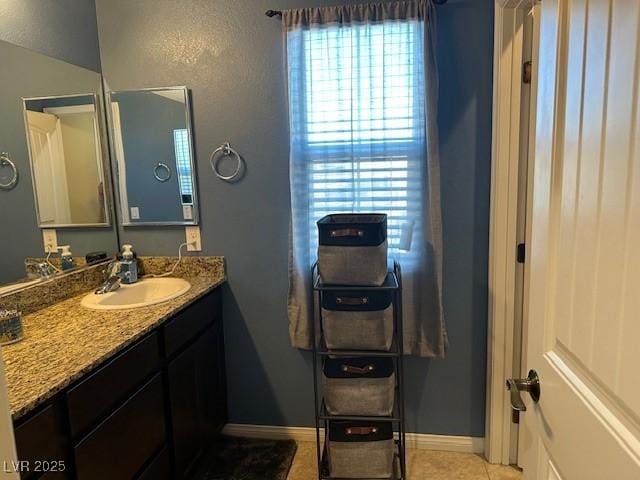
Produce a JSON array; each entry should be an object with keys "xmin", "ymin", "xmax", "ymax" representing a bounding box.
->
[{"xmin": 222, "ymin": 423, "xmax": 485, "ymax": 454}]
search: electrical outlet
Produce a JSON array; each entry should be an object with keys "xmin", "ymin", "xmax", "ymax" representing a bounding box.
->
[
  {"xmin": 185, "ymin": 226, "xmax": 202, "ymax": 252},
  {"xmin": 42, "ymin": 229, "xmax": 58, "ymax": 253}
]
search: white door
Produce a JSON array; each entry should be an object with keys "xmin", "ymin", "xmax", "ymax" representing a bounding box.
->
[
  {"xmin": 519, "ymin": 0, "xmax": 640, "ymax": 478},
  {"xmin": 26, "ymin": 111, "xmax": 71, "ymax": 224}
]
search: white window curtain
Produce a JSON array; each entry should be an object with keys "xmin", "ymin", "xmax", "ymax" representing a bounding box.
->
[{"xmin": 284, "ymin": 0, "xmax": 447, "ymax": 358}]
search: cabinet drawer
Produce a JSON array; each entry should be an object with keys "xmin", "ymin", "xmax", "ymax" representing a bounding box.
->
[
  {"xmin": 74, "ymin": 374, "xmax": 165, "ymax": 480},
  {"xmin": 135, "ymin": 445, "xmax": 171, "ymax": 480},
  {"xmin": 66, "ymin": 332, "xmax": 160, "ymax": 437},
  {"xmin": 14, "ymin": 402, "xmax": 69, "ymax": 480},
  {"xmin": 164, "ymin": 289, "xmax": 221, "ymax": 357}
]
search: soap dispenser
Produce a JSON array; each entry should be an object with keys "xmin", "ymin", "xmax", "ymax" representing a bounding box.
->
[
  {"xmin": 59, "ymin": 245, "xmax": 74, "ymax": 271},
  {"xmin": 119, "ymin": 244, "xmax": 138, "ymax": 284}
]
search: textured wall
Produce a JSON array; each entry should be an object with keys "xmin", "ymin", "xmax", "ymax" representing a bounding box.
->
[
  {"xmin": 0, "ymin": 0, "xmax": 101, "ymax": 71},
  {"xmin": 95, "ymin": 0, "xmax": 493, "ymax": 436}
]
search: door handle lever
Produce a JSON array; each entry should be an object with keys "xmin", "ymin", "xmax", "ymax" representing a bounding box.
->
[{"xmin": 506, "ymin": 369, "xmax": 541, "ymax": 413}]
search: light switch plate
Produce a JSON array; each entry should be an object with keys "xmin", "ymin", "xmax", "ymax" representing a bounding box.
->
[
  {"xmin": 42, "ymin": 229, "xmax": 58, "ymax": 253},
  {"xmin": 185, "ymin": 226, "xmax": 202, "ymax": 252}
]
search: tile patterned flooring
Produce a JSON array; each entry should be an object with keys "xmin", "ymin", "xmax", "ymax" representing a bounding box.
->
[{"xmin": 288, "ymin": 442, "xmax": 523, "ymax": 480}]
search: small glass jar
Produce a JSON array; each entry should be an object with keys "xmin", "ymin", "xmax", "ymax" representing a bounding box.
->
[{"xmin": 0, "ymin": 306, "xmax": 24, "ymax": 346}]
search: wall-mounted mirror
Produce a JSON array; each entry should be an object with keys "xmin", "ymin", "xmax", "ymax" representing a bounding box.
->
[
  {"xmin": 23, "ymin": 94, "xmax": 109, "ymax": 227},
  {"xmin": 0, "ymin": 39, "xmax": 118, "ymax": 291},
  {"xmin": 109, "ymin": 87, "xmax": 199, "ymax": 226}
]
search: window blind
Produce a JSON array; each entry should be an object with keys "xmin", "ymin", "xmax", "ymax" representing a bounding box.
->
[
  {"xmin": 290, "ymin": 20, "xmax": 426, "ymax": 254},
  {"xmin": 173, "ymin": 128, "xmax": 193, "ymax": 204}
]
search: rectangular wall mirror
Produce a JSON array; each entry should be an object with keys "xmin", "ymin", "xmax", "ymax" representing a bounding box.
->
[
  {"xmin": 0, "ymin": 39, "xmax": 118, "ymax": 292},
  {"xmin": 23, "ymin": 94, "xmax": 109, "ymax": 227},
  {"xmin": 109, "ymin": 86, "xmax": 199, "ymax": 226}
]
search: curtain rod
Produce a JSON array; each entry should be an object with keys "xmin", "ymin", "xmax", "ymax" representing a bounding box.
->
[{"xmin": 265, "ymin": 0, "xmax": 448, "ymax": 17}]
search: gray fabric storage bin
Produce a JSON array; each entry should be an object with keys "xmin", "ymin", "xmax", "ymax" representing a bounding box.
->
[
  {"xmin": 322, "ymin": 290, "xmax": 393, "ymax": 351},
  {"xmin": 317, "ymin": 214, "xmax": 388, "ymax": 286},
  {"xmin": 323, "ymin": 357, "xmax": 395, "ymax": 416},
  {"xmin": 328, "ymin": 421, "xmax": 394, "ymax": 479}
]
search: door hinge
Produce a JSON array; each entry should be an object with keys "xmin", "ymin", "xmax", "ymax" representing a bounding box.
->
[
  {"xmin": 517, "ymin": 243, "xmax": 526, "ymax": 264},
  {"xmin": 523, "ymin": 61, "xmax": 532, "ymax": 84},
  {"xmin": 512, "ymin": 409, "xmax": 520, "ymax": 424}
]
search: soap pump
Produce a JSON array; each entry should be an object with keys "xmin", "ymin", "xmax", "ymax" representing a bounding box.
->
[
  {"xmin": 119, "ymin": 244, "xmax": 138, "ymax": 284},
  {"xmin": 59, "ymin": 245, "xmax": 74, "ymax": 271}
]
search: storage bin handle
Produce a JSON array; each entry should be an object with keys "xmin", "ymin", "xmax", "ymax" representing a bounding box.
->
[
  {"xmin": 330, "ymin": 228, "xmax": 364, "ymax": 238},
  {"xmin": 345, "ymin": 426, "xmax": 379, "ymax": 436},
  {"xmin": 341, "ymin": 364, "xmax": 375, "ymax": 375},
  {"xmin": 336, "ymin": 296, "xmax": 369, "ymax": 305}
]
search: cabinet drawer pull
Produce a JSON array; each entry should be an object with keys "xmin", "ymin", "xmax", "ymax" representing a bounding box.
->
[
  {"xmin": 345, "ymin": 426, "xmax": 378, "ymax": 436},
  {"xmin": 336, "ymin": 297, "xmax": 369, "ymax": 305},
  {"xmin": 341, "ymin": 364, "xmax": 375, "ymax": 375},
  {"xmin": 330, "ymin": 228, "xmax": 364, "ymax": 238}
]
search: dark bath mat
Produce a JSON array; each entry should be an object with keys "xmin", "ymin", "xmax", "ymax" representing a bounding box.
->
[{"xmin": 193, "ymin": 435, "xmax": 297, "ymax": 480}]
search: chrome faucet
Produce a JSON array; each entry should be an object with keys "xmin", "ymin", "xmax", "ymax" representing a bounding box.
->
[
  {"xmin": 26, "ymin": 262, "xmax": 56, "ymax": 279},
  {"xmin": 95, "ymin": 262, "xmax": 123, "ymax": 294}
]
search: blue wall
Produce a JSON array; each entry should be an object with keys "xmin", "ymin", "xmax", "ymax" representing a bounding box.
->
[
  {"xmin": 95, "ymin": 0, "xmax": 493, "ymax": 436},
  {"xmin": 0, "ymin": 0, "xmax": 101, "ymax": 71}
]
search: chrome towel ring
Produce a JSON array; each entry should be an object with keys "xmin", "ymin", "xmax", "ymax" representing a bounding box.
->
[
  {"xmin": 0, "ymin": 153, "xmax": 18, "ymax": 190},
  {"xmin": 153, "ymin": 162, "xmax": 172, "ymax": 182},
  {"xmin": 210, "ymin": 142, "xmax": 243, "ymax": 182}
]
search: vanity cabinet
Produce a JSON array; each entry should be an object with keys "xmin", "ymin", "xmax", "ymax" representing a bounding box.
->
[
  {"xmin": 166, "ymin": 290, "xmax": 225, "ymax": 479},
  {"xmin": 168, "ymin": 325, "xmax": 225, "ymax": 479},
  {"xmin": 12, "ymin": 288, "xmax": 226, "ymax": 480}
]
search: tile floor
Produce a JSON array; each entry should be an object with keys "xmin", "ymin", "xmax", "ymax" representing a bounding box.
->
[{"xmin": 288, "ymin": 442, "xmax": 523, "ymax": 480}]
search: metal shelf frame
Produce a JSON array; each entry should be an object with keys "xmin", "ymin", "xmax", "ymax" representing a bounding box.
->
[{"xmin": 310, "ymin": 259, "xmax": 406, "ymax": 480}]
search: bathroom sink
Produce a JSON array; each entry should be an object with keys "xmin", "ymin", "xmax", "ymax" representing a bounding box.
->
[{"xmin": 81, "ymin": 277, "xmax": 191, "ymax": 310}]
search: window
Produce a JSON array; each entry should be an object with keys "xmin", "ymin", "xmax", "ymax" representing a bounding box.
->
[
  {"xmin": 289, "ymin": 20, "xmax": 426, "ymax": 256},
  {"xmin": 173, "ymin": 128, "xmax": 193, "ymax": 205}
]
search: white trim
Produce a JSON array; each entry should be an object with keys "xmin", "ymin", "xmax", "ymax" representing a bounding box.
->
[
  {"xmin": 222, "ymin": 424, "xmax": 484, "ymax": 454},
  {"xmin": 109, "ymin": 101, "xmax": 130, "ymax": 224},
  {"xmin": 517, "ymin": 1, "xmax": 540, "ymax": 470},
  {"xmin": 486, "ymin": 0, "xmax": 534, "ymax": 466},
  {"xmin": 43, "ymin": 104, "xmax": 96, "ymax": 115}
]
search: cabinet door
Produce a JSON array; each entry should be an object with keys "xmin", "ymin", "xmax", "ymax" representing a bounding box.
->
[
  {"xmin": 14, "ymin": 402, "xmax": 70, "ymax": 480},
  {"xmin": 196, "ymin": 323, "xmax": 227, "ymax": 438},
  {"xmin": 168, "ymin": 321, "xmax": 227, "ymax": 478},
  {"xmin": 168, "ymin": 341, "xmax": 202, "ymax": 478},
  {"xmin": 74, "ymin": 375, "xmax": 165, "ymax": 480}
]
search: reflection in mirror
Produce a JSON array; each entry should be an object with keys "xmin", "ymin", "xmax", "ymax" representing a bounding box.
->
[
  {"xmin": 23, "ymin": 94, "xmax": 108, "ymax": 227},
  {"xmin": 0, "ymin": 39, "xmax": 118, "ymax": 290},
  {"xmin": 109, "ymin": 87, "xmax": 198, "ymax": 226}
]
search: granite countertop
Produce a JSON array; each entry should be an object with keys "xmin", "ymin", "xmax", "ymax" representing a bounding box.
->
[{"xmin": 1, "ymin": 264, "xmax": 225, "ymax": 420}]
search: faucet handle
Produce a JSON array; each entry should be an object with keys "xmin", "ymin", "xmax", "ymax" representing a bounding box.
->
[
  {"xmin": 103, "ymin": 261, "xmax": 121, "ymax": 278},
  {"xmin": 34, "ymin": 262, "xmax": 55, "ymax": 279}
]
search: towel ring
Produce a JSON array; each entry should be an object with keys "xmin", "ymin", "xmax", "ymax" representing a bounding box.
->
[
  {"xmin": 153, "ymin": 162, "xmax": 172, "ymax": 182},
  {"xmin": 210, "ymin": 142, "xmax": 242, "ymax": 182},
  {"xmin": 0, "ymin": 153, "xmax": 18, "ymax": 190}
]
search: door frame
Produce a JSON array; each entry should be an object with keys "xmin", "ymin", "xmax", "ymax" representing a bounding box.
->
[{"xmin": 485, "ymin": 0, "xmax": 537, "ymax": 465}]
